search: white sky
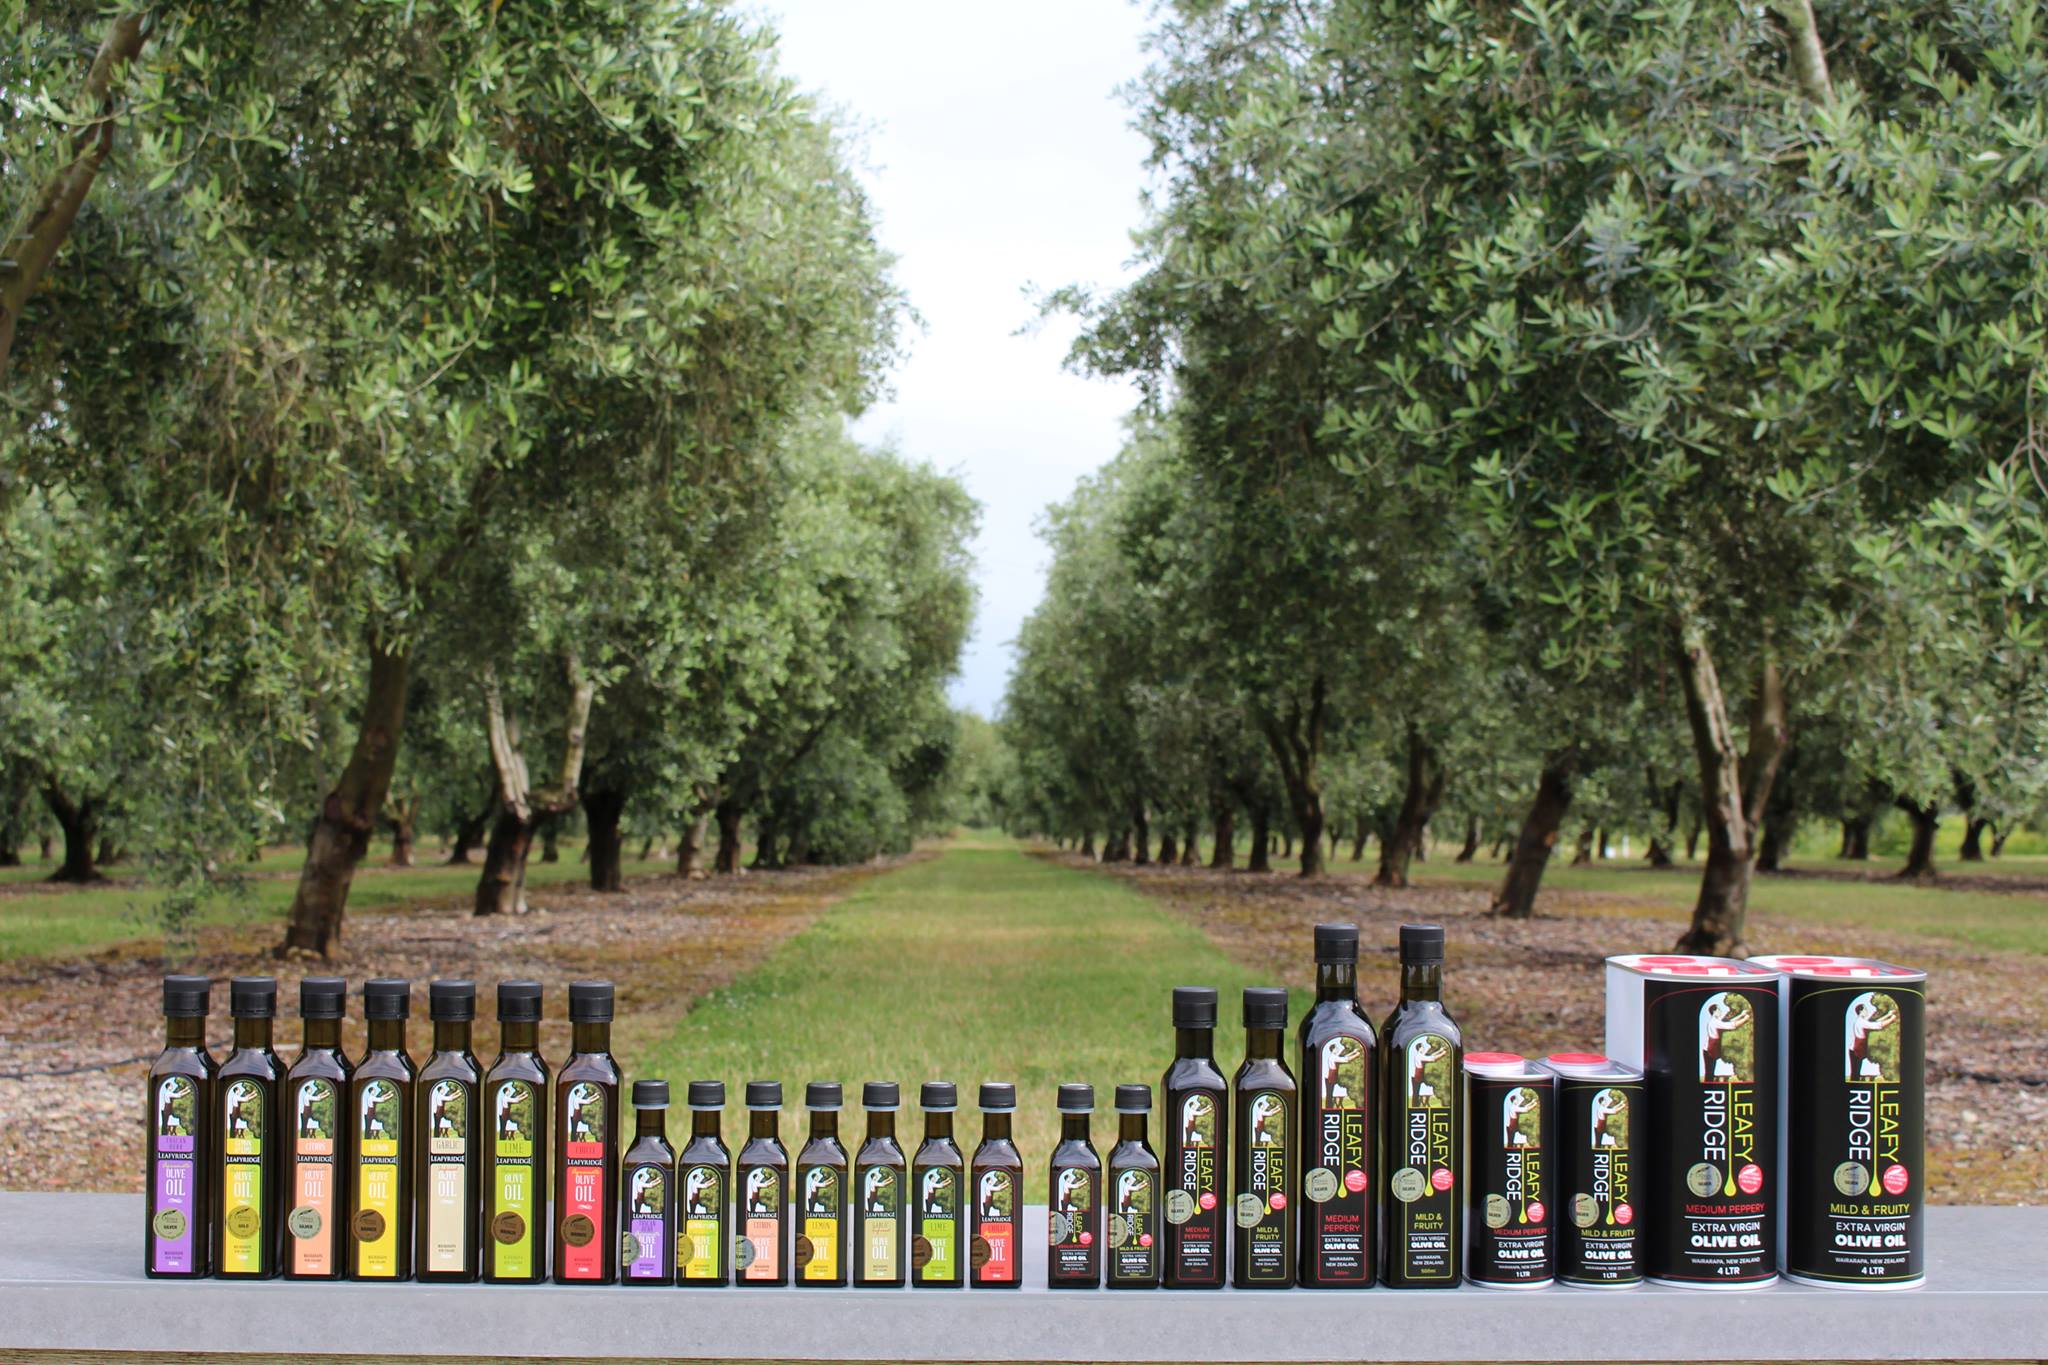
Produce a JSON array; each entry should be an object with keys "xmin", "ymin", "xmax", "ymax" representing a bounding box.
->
[{"xmin": 761, "ymin": 1, "xmax": 1155, "ymax": 718}]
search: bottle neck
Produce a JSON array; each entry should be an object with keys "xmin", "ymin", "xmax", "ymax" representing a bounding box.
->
[
  {"xmin": 1174, "ymin": 1026, "xmax": 1215, "ymax": 1060},
  {"xmin": 809, "ymin": 1110, "xmax": 839, "ymax": 1141},
  {"xmin": 1119, "ymin": 1112, "xmax": 1146, "ymax": 1144},
  {"xmin": 1060, "ymin": 1113, "xmax": 1091, "ymax": 1143},
  {"xmin": 500, "ymin": 1019, "xmax": 539, "ymax": 1053},
  {"xmin": 1400, "ymin": 961, "xmax": 1442, "ymax": 1001},
  {"xmin": 981, "ymin": 1112, "xmax": 1012, "ymax": 1142},
  {"xmin": 1316, "ymin": 960, "xmax": 1358, "ymax": 1000},
  {"xmin": 924, "ymin": 1111, "xmax": 954, "ymax": 1141},
  {"xmin": 637, "ymin": 1108, "xmax": 666, "ymax": 1140},
  {"xmin": 233, "ymin": 1016, "xmax": 273, "ymax": 1050},
  {"xmin": 303, "ymin": 1017, "xmax": 341, "ymax": 1051},
  {"xmin": 866, "ymin": 1110, "xmax": 896, "ymax": 1142},
  {"xmin": 433, "ymin": 1019, "xmax": 471, "ymax": 1053},
  {"xmin": 692, "ymin": 1109, "xmax": 722, "ymax": 1139},
  {"xmin": 1244, "ymin": 1026, "xmax": 1283, "ymax": 1060},
  {"xmin": 166, "ymin": 1015, "xmax": 205, "ymax": 1049},
  {"xmin": 749, "ymin": 1109, "xmax": 780, "ymax": 1141},
  {"xmin": 571, "ymin": 1020, "xmax": 610, "ymax": 1054},
  {"xmin": 367, "ymin": 1017, "xmax": 406, "ymax": 1053}
]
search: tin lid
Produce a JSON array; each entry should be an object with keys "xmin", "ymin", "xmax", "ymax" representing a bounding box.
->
[
  {"xmin": 1464, "ymin": 1051, "xmax": 1541, "ymax": 1079},
  {"xmin": 1749, "ymin": 954, "xmax": 1925, "ymax": 983},
  {"xmin": 1607, "ymin": 953, "xmax": 1780, "ymax": 979},
  {"xmin": 1538, "ymin": 1052, "xmax": 1643, "ymax": 1082}
]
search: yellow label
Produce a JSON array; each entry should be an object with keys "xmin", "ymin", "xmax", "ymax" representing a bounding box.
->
[
  {"xmin": 803, "ymin": 1218, "xmax": 838, "ymax": 1280},
  {"xmin": 356, "ymin": 1157, "xmax": 400, "ymax": 1277},
  {"xmin": 223, "ymin": 1161, "xmax": 263, "ymax": 1273}
]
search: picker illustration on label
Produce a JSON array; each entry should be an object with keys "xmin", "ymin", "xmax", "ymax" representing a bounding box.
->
[
  {"xmin": 742, "ymin": 1166, "xmax": 785, "ymax": 1281},
  {"xmin": 1696, "ymin": 993, "xmax": 1759, "ymax": 1198}
]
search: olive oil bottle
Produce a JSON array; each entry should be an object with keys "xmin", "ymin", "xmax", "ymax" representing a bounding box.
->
[
  {"xmin": 347, "ymin": 978, "xmax": 415, "ymax": 1280},
  {"xmin": 1161, "ymin": 985, "xmax": 1227, "ymax": 1288},
  {"xmin": 1106, "ymin": 1084, "xmax": 1160, "ymax": 1289},
  {"xmin": 415, "ymin": 979, "xmax": 481, "ymax": 1283},
  {"xmin": 969, "ymin": 1082, "xmax": 1022, "ymax": 1289},
  {"xmin": 284, "ymin": 976, "xmax": 352, "ymax": 1280},
  {"xmin": 909, "ymin": 1081, "xmax": 964, "ymax": 1288},
  {"xmin": 1048, "ymin": 1083, "xmax": 1102, "ymax": 1288},
  {"xmin": 554, "ymin": 980, "xmax": 621, "ymax": 1284},
  {"xmin": 1299, "ymin": 922, "xmax": 1377, "ymax": 1287},
  {"xmin": 1381, "ymin": 923, "xmax": 1463, "ymax": 1288},
  {"xmin": 621, "ymin": 1080, "xmax": 676, "ymax": 1285},
  {"xmin": 146, "ymin": 974, "xmax": 214, "ymax": 1278},
  {"xmin": 1232, "ymin": 986, "xmax": 1297, "ymax": 1288},
  {"xmin": 854, "ymin": 1081, "xmax": 907, "ymax": 1286},
  {"xmin": 735, "ymin": 1081, "xmax": 789, "ymax": 1286},
  {"xmin": 216, "ymin": 976, "xmax": 284, "ymax": 1279},
  {"xmin": 677, "ymin": 1080, "xmax": 731, "ymax": 1286},
  {"xmin": 483, "ymin": 980, "xmax": 549, "ymax": 1283},
  {"xmin": 795, "ymin": 1081, "xmax": 848, "ymax": 1286}
]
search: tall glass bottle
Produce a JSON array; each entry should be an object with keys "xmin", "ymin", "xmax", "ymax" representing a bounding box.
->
[
  {"xmin": 483, "ymin": 980, "xmax": 549, "ymax": 1283},
  {"xmin": 910, "ymin": 1081, "xmax": 964, "ymax": 1289},
  {"xmin": 146, "ymin": 974, "xmax": 214, "ymax": 1278},
  {"xmin": 415, "ymin": 979, "xmax": 481, "ymax": 1283},
  {"xmin": 216, "ymin": 976, "xmax": 284, "ymax": 1279},
  {"xmin": 969, "ymin": 1082, "xmax": 1022, "ymax": 1289},
  {"xmin": 1232, "ymin": 986, "xmax": 1297, "ymax": 1287},
  {"xmin": 1048, "ymin": 1083, "xmax": 1102, "ymax": 1288},
  {"xmin": 735, "ymin": 1081, "xmax": 789, "ymax": 1286},
  {"xmin": 347, "ymin": 978, "xmax": 414, "ymax": 1280},
  {"xmin": 1381, "ymin": 922, "xmax": 1463, "ymax": 1288},
  {"xmin": 795, "ymin": 1081, "xmax": 848, "ymax": 1286},
  {"xmin": 1161, "ymin": 985, "xmax": 1227, "ymax": 1288},
  {"xmin": 554, "ymin": 979, "xmax": 621, "ymax": 1284},
  {"xmin": 284, "ymin": 976, "xmax": 351, "ymax": 1280},
  {"xmin": 677, "ymin": 1080, "xmax": 731, "ymax": 1286},
  {"xmin": 855, "ymin": 1081, "xmax": 907, "ymax": 1286},
  {"xmin": 1106, "ymin": 1083, "xmax": 1160, "ymax": 1289},
  {"xmin": 1299, "ymin": 922, "xmax": 1378, "ymax": 1287},
  {"xmin": 621, "ymin": 1080, "xmax": 676, "ymax": 1285}
]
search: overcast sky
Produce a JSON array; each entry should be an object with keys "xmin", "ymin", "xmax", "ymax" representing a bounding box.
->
[{"xmin": 761, "ymin": 1, "xmax": 1156, "ymax": 718}]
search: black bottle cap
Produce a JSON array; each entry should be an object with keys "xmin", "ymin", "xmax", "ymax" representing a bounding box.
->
[
  {"xmin": 863, "ymin": 1081, "xmax": 900, "ymax": 1110},
  {"xmin": 363, "ymin": 978, "xmax": 411, "ymax": 1020},
  {"xmin": 1056, "ymin": 1083, "xmax": 1093, "ymax": 1114},
  {"xmin": 745, "ymin": 1080, "xmax": 782, "ymax": 1109},
  {"xmin": 1314, "ymin": 922, "xmax": 1360, "ymax": 963},
  {"xmin": 429, "ymin": 979, "xmax": 475, "ymax": 1022},
  {"xmin": 229, "ymin": 976, "xmax": 276, "ymax": 1018},
  {"xmin": 567, "ymin": 980, "xmax": 614, "ymax": 1023},
  {"xmin": 299, "ymin": 976, "xmax": 346, "ymax": 1020},
  {"xmin": 1115, "ymin": 1084, "xmax": 1151, "ymax": 1113},
  {"xmin": 979, "ymin": 1082, "xmax": 1016, "ymax": 1112},
  {"xmin": 162, "ymin": 974, "xmax": 211, "ymax": 1019},
  {"xmin": 497, "ymin": 979, "xmax": 543, "ymax": 1022},
  {"xmin": 1400, "ymin": 923, "xmax": 1445, "ymax": 964},
  {"xmin": 689, "ymin": 1080, "xmax": 726, "ymax": 1109},
  {"xmin": 634, "ymin": 1079, "xmax": 670, "ymax": 1109},
  {"xmin": 1172, "ymin": 986, "xmax": 1218, "ymax": 1028},
  {"xmin": 1243, "ymin": 986, "xmax": 1289, "ymax": 1029},
  {"xmin": 920, "ymin": 1081, "xmax": 957, "ymax": 1111},
  {"xmin": 806, "ymin": 1081, "xmax": 842, "ymax": 1111}
]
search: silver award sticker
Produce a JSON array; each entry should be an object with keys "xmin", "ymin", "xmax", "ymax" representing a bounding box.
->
[
  {"xmin": 1484, "ymin": 1194, "xmax": 1511, "ymax": 1229},
  {"xmin": 1570, "ymin": 1193, "xmax": 1600, "ymax": 1229},
  {"xmin": 1234, "ymin": 1193, "xmax": 1264, "ymax": 1229},
  {"xmin": 733, "ymin": 1234, "xmax": 756, "ymax": 1270},
  {"xmin": 1303, "ymin": 1168, "xmax": 1341, "ymax": 1203},
  {"xmin": 287, "ymin": 1205, "xmax": 322, "ymax": 1241},
  {"xmin": 1834, "ymin": 1161, "xmax": 1872, "ymax": 1196},
  {"xmin": 1390, "ymin": 1166, "xmax": 1428, "ymax": 1204},
  {"xmin": 1048, "ymin": 1211, "xmax": 1073, "ymax": 1244},
  {"xmin": 154, "ymin": 1209, "xmax": 188, "ymax": 1241},
  {"xmin": 620, "ymin": 1232, "xmax": 640, "ymax": 1264},
  {"xmin": 1164, "ymin": 1188, "xmax": 1197, "ymax": 1225},
  {"xmin": 1685, "ymin": 1162, "xmax": 1722, "ymax": 1197}
]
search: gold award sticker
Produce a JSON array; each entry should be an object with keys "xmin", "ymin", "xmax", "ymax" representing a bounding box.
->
[
  {"xmin": 562, "ymin": 1213, "xmax": 595, "ymax": 1248},
  {"xmin": 1163, "ymin": 1189, "xmax": 1197, "ymax": 1225},
  {"xmin": 226, "ymin": 1204, "xmax": 261, "ymax": 1239},
  {"xmin": 1570, "ymin": 1193, "xmax": 1600, "ymax": 1229},
  {"xmin": 1834, "ymin": 1161, "xmax": 1872, "ymax": 1197},
  {"xmin": 153, "ymin": 1209, "xmax": 188, "ymax": 1241},
  {"xmin": 676, "ymin": 1233, "xmax": 695, "ymax": 1266},
  {"xmin": 1389, "ymin": 1166, "xmax": 1428, "ymax": 1204},
  {"xmin": 794, "ymin": 1235, "xmax": 814, "ymax": 1269},
  {"xmin": 1233, "ymin": 1193, "xmax": 1264, "ymax": 1229},
  {"xmin": 912, "ymin": 1235, "xmax": 933, "ymax": 1269},
  {"xmin": 492, "ymin": 1210, "xmax": 526, "ymax": 1245},
  {"xmin": 1107, "ymin": 1214, "xmax": 1129, "ymax": 1248},
  {"xmin": 620, "ymin": 1232, "xmax": 640, "ymax": 1264},
  {"xmin": 1685, "ymin": 1162, "xmax": 1722, "ymax": 1198},
  {"xmin": 287, "ymin": 1206, "xmax": 322, "ymax": 1240},
  {"xmin": 1303, "ymin": 1168, "xmax": 1341, "ymax": 1203},
  {"xmin": 1484, "ymin": 1194, "xmax": 1511, "ymax": 1230},
  {"xmin": 353, "ymin": 1208, "xmax": 386, "ymax": 1242}
]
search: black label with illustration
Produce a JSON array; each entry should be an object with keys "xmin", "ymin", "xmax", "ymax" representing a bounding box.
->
[
  {"xmin": 1556, "ymin": 1076, "xmax": 1641, "ymax": 1285},
  {"xmin": 1389, "ymin": 1034, "xmax": 1458, "ymax": 1282},
  {"xmin": 1048, "ymin": 1163, "xmax": 1100, "ymax": 1284},
  {"xmin": 1468, "ymin": 1075, "xmax": 1552, "ymax": 1285},
  {"xmin": 1236, "ymin": 1089, "xmax": 1291, "ymax": 1284},
  {"xmin": 1107, "ymin": 1165, "xmax": 1158, "ymax": 1284},
  {"xmin": 1163, "ymin": 1089, "xmax": 1224, "ymax": 1285},
  {"xmin": 1304, "ymin": 1035, "xmax": 1372, "ymax": 1282}
]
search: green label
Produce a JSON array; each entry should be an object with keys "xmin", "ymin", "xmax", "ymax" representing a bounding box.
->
[
  {"xmin": 221, "ymin": 1078, "xmax": 268, "ymax": 1273},
  {"xmin": 489, "ymin": 1080, "xmax": 538, "ymax": 1277},
  {"xmin": 914, "ymin": 1164, "xmax": 959, "ymax": 1281}
]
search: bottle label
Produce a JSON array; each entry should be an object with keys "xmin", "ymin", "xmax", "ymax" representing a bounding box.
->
[
  {"xmin": 354, "ymin": 1078, "xmax": 403, "ymax": 1277},
  {"xmin": 679, "ymin": 1163, "xmax": 725, "ymax": 1280},
  {"xmin": 559, "ymin": 1081, "xmax": 608, "ymax": 1280},
  {"xmin": 488, "ymin": 1080, "xmax": 538, "ymax": 1278},
  {"xmin": 1391, "ymin": 1033, "xmax": 1457, "ymax": 1281},
  {"xmin": 913, "ymin": 1164, "xmax": 960, "ymax": 1282},
  {"xmin": 623, "ymin": 1162, "xmax": 667, "ymax": 1279},
  {"xmin": 972, "ymin": 1168, "xmax": 1016, "ymax": 1282},
  {"xmin": 221, "ymin": 1077, "xmax": 269, "ymax": 1273},
  {"xmin": 797, "ymin": 1164, "xmax": 841, "ymax": 1280},
  {"xmin": 151, "ymin": 1076, "xmax": 199, "ymax": 1273},
  {"xmin": 1165, "ymin": 1091, "xmax": 1222, "ymax": 1282},
  {"xmin": 1239, "ymin": 1089, "xmax": 1291, "ymax": 1283},
  {"xmin": 1049, "ymin": 1164, "xmax": 1100, "ymax": 1280},
  {"xmin": 740, "ymin": 1165, "xmax": 782, "ymax": 1280},
  {"xmin": 859, "ymin": 1164, "xmax": 902, "ymax": 1280},
  {"xmin": 1472, "ymin": 1078, "xmax": 1550, "ymax": 1284},
  {"xmin": 422, "ymin": 1078, "xmax": 471, "ymax": 1274},
  {"xmin": 1109, "ymin": 1166, "xmax": 1158, "ymax": 1282},
  {"xmin": 1308, "ymin": 1035, "xmax": 1372, "ymax": 1281},
  {"xmin": 288, "ymin": 1078, "xmax": 339, "ymax": 1274}
]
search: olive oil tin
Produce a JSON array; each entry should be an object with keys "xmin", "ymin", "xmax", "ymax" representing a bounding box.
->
[
  {"xmin": 1537, "ymin": 1053, "xmax": 1643, "ymax": 1287},
  {"xmin": 1462, "ymin": 1053, "xmax": 1553, "ymax": 1288}
]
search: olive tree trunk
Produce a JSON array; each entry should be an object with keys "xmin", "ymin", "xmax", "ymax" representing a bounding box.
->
[
  {"xmin": 1673, "ymin": 628, "xmax": 1789, "ymax": 957},
  {"xmin": 1375, "ymin": 726, "xmax": 1445, "ymax": 889},
  {"xmin": 1894, "ymin": 798, "xmax": 1939, "ymax": 880},
  {"xmin": 1245, "ymin": 801, "xmax": 1272, "ymax": 874},
  {"xmin": 585, "ymin": 785, "xmax": 628, "ymax": 892},
  {"xmin": 1208, "ymin": 802, "xmax": 1235, "ymax": 869},
  {"xmin": 1454, "ymin": 813, "xmax": 1480, "ymax": 863},
  {"xmin": 474, "ymin": 656, "xmax": 596, "ymax": 916},
  {"xmin": 713, "ymin": 800, "xmax": 745, "ymax": 874},
  {"xmin": 1490, "ymin": 751, "xmax": 1576, "ymax": 919},
  {"xmin": 1257, "ymin": 676, "xmax": 1329, "ymax": 878},
  {"xmin": 41, "ymin": 783, "xmax": 103, "ymax": 883}
]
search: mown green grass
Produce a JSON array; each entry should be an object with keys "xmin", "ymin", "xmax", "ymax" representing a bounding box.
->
[{"xmin": 641, "ymin": 838, "xmax": 1293, "ymax": 1200}]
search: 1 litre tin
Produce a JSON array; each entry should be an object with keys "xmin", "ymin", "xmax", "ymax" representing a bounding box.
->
[
  {"xmin": 1537, "ymin": 1053, "xmax": 1643, "ymax": 1287},
  {"xmin": 1463, "ymin": 1053, "xmax": 1553, "ymax": 1288}
]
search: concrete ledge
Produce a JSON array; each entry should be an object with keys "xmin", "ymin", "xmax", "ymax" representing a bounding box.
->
[{"xmin": 1, "ymin": 1194, "xmax": 2042, "ymax": 1361}]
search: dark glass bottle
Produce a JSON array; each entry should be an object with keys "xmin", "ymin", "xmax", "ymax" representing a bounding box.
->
[
  {"xmin": 1380, "ymin": 923, "xmax": 1464, "ymax": 1288},
  {"xmin": 735, "ymin": 1081, "xmax": 789, "ymax": 1286},
  {"xmin": 677, "ymin": 1080, "xmax": 731, "ymax": 1286},
  {"xmin": 621, "ymin": 1080, "xmax": 677, "ymax": 1285},
  {"xmin": 348, "ymin": 978, "xmax": 415, "ymax": 1280},
  {"xmin": 482, "ymin": 980, "xmax": 549, "ymax": 1283},
  {"xmin": 909, "ymin": 1080, "xmax": 964, "ymax": 1288},
  {"xmin": 146, "ymin": 974, "xmax": 215, "ymax": 1278},
  {"xmin": 969, "ymin": 1082, "xmax": 1022, "ymax": 1289},
  {"xmin": 855, "ymin": 1081, "xmax": 907, "ymax": 1286},
  {"xmin": 283, "ymin": 976, "xmax": 352, "ymax": 1280},
  {"xmin": 415, "ymin": 979, "xmax": 482, "ymax": 1283},
  {"xmin": 1161, "ymin": 986, "xmax": 1227, "ymax": 1288},
  {"xmin": 1106, "ymin": 1083, "xmax": 1160, "ymax": 1288},
  {"xmin": 216, "ymin": 976, "xmax": 284, "ymax": 1278},
  {"xmin": 1233, "ymin": 986, "xmax": 1298, "ymax": 1288},
  {"xmin": 795, "ymin": 1081, "xmax": 848, "ymax": 1286},
  {"xmin": 1299, "ymin": 922, "xmax": 1378, "ymax": 1287},
  {"xmin": 553, "ymin": 980, "xmax": 621, "ymax": 1284},
  {"xmin": 1048, "ymin": 1083, "xmax": 1102, "ymax": 1288}
]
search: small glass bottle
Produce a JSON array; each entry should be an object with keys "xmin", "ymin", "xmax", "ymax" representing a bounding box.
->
[
  {"xmin": 1232, "ymin": 986, "xmax": 1298, "ymax": 1288},
  {"xmin": 910, "ymin": 1081, "xmax": 965, "ymax": 1288},
  {"xmin": 1106, "ymin": 1083, "xmax": 1161, "ymax": 1288},
  {"xmin": 735, "ymin": 1080, "xmax": 789, "ymax": 1286},
  {"xmin": 414, "ymin": 979, "xmax": 481, "ymax": 1283},
  {"xmin": 795, "ymin": 1081, "xmax": 848, "ymax": 1286},
  {"xmin": 216, "ymin": 976, "xmax": 284, "ymax": 1279},
  {"xmin": 347, "ymin": 978, "xmax": 414, "ymax": 1281},
  {"xmin": 676, "ymin": 1080, "xmax": 731, "ymax": 1286},
  {"xmin": 146, "ymin": 974, "xmax": 215, "ymax": 1278},
  {"xmin": 620, "ymin": 1080, "xmax": 677, "ymax": 1285},
  {"xmin": 854, "ymin": 1081, "xmax": 907, "ymax": 1286},
  {"xmin": 482, "ymin": 980, "xmax": 549, "ymax": 1283},
  {"xmin": 1049, "ymin": 1083, "xmax": 1102, "ymax": 1288},
  {"xmin": 554, "ymin": 980, "xmax": 621, "ymax": 1284},
  {"xmin": 969, "ymin": 1082, "xmax": 1022, "ymax": 1289},
  {"xmin": 283, "ymin": 976, "xmax": 351, "ymax": 1281},
  {"xmin": 1160, "ymin": 985, "xmax": 1227, "ymax": 1289}
]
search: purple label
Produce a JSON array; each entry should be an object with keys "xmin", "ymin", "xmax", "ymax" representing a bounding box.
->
[
  {"xmin": 629, "ymin": 1217, "xmax": 664, "ymax": 1278},
  {"xmin": 152, "ymin": 1142, "xmax": 197, "ymax": 1272}
]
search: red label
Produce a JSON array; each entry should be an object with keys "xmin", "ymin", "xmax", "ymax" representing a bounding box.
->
[
  {"xmin": 980, "ymin": 1222, "xmax": 1014, "ymax": 1281},
  {"xmin": 1736, "ymin": 1163, "xmax": 1764, "ymax": 1195},
  {"xmin": 562, "ymin": 1163, "xmax": 604, "ymax": 1278},
  {"xmin": 1882, "ymin": 1164, "xmax": 1909, "ymax": 1195},
  {"xmin": 1430, "ymin": 1168, "xmax": 1453, "ymax": 1192}
]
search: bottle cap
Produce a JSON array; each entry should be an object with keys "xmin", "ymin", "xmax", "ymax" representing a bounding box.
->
[
  {"xmin": 688, "ymin": 1080, "xmax": 726, "ymax": 1109},
  {"xmin": 1056, "ymin": 1083, "xmax": 1093, "ymax": 1114},
  {"xmin": 806, "ymin": 1081, "xmax": 842, "ymax": 1111},
  {"xmin": 1400, "ymin": 922, "xmax": 1445, "ymax": 964},
  {"xmin": 863, "ymin": 1081, "xmax": 900, "ymax": 1111},
  {"xmin": 1172, "ymin": 986, "xmax": 1218, "ymax": 1028},
  {"xmin": 634, "ymin": 1079, "xmax": 670, "ymax": 1109},
  {"xmin": 299, "ymin": 976, "xmax": 346, "ymax": 1020},
  {"xmin": 497, "ymin": 979, "xmax": 542, "ymax": 1022},
  {"xmin": 363, "ymin": 978, "xmax": 411, "ymax": 1020},
  {"xmin": 920, "ymin": 1081, "xmax": 957, "ymax": 1111},
  {"xmin": 1114, "ymin": 1083, "xmax": 1151, "ymax": 1113},
  {"xmin": 745, "ymin": 1080, "xmax": 782, "ymax": 1109},
  {"xmin": 1314, "ymin": 922, "xmax": 1360, "ymax": 963},
  {"xmin": 567, "ymin": 980, "xmax": 614, "ymax": 1023},
  {"xmin": 162, "ymin": 974, "xmax": 211, "ymax": 1019},
  {"xmin": 229, "ymin": 976, "xmax": 276, "ymax": 1019},
  {"xmin": 429, "ymin": 979, "xmax": 476, "ymax": 1022},
  {"xmin": 1243, "ymin": 986, "xmax": 1289, "ymax": 1029},
  {"xmin": 978, "ymin": 1082, "xmax": 1016, "ymax": 1112}
]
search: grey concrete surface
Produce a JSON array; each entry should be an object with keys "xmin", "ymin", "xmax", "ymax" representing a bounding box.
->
[{"xmin": 0, "ymin": 1193, "xmax": 2041, "ymax": 1360}]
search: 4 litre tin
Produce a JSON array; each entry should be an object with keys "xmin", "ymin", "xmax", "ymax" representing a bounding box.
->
[
  {"xmin": 1605, "ymin": 954, "xmax": 1780, "ymax": 1288},
  {"xmin": 1751, "ymin": 955, "xmax": 1925, "ymax": 1289},
  {"xmin": 1538, "ymin": 1053, "xmax": 1643, "ymax": 1287},
  {"xmin": 1463, "ymin": 1053, "xmax": 1553, "ymax": 1288}
]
